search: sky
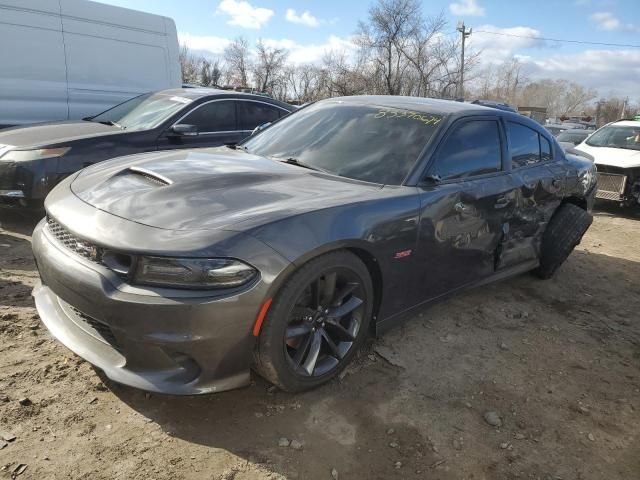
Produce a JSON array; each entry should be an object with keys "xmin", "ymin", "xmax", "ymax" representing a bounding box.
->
[{"xmin": 98, "ymin": 0, "xmax": 640, "ymax": 99}]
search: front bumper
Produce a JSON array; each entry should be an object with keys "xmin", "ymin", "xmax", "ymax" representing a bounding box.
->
[
  {"xmin": 32, "ymin": 218, "xmax": 283, "ymax": 395},
  {"xmin": 595, "ymin": 165, "xmax": 640, "ymax": 204},
  {"xmin": 0, "ymin": 158, "xmax": 59, "ymax": 208}
]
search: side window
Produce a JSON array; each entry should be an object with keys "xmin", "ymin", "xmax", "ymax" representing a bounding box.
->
[
  {"xmin": 540, "ymin": 135, "xmax": 552, "ymax": 161},
  {"xmin": 180, "ymin": 100, "xmax": 236, "ymax": 132},
  {"xmin": 430, "ymin": 120, "xmax": 502, "ymax": 180},
  {"xmin": 508, "ymin": 122, "xmax": 548, "ymax": 168},
  {"xmin": 238, "ymin": 101, "xmax": 282, "ymax": 130}
]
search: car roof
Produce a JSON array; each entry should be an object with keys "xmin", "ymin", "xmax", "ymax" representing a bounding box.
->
[
  {"xmin": 611, "ymin": 120, "xmax": 640, "ymax": 127},
  {"xmin": 154, "ymin": 88, "xmax": 291, "ymax": 107},
  {"xmin": 327, "ymin": 95, "xmax": 492, "ymax": 115},
  {"xmin": 559, "ymin": 129, "xmax": 590, "ymax": 134}
]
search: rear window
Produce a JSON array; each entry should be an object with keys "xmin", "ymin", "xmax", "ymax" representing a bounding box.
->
[
  {"xmin": 238, "ymin": 101, "xmax": 283, "ymax": 130},
  {"xmin": 508, "ymin": 122, "xmax": 552, "ymax": 168}
]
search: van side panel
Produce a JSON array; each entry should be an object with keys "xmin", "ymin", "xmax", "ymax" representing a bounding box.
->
[
  {"xmin": 60, "ymin": 0, "xmax": 181, "ymax": 120},
  {"xmin": 0, "ymin": 0, "xmax": 68, "ymax": 126},
  {"xmin": 163, "ymin": 17, "xmax": 182, "ymax": 88}
]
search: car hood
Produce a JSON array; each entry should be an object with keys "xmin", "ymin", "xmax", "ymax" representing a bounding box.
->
[
  {"xmin": 70, "ymin": 147, "xmax": 382, "ymax": 231},
  {"xmin": 574, "ymin": 143, "xmax": 640, "ymax": 168},
  {"xmin": 0, "ymin": 121, "xmax": 121, "ymax": 149}
]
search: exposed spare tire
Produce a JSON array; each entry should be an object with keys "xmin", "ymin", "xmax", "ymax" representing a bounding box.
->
[{"xmin": 535, "ymin": 203, "xmax": 593, "ymax": 279}]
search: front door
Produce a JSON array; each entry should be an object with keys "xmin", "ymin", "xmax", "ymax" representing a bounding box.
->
[
  {"xmin": 157, "ymin": 99, "xmax": 244, "ymax": 150},
  {"xmin": 413, "ymin": 117, "xmax": 517, "ymax": 304}
]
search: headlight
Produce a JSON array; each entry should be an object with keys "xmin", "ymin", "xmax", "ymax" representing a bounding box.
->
[
  {"xmin": 581, "ymin": 165, "xmax": 597, "ymax": 190},
  {"xmin": 0, "ymin": 147, "xmax": 71, "ymax": 161},
  {"xmin": 133, "ymin": 256, "xmax": 257, "ymax": 289}
]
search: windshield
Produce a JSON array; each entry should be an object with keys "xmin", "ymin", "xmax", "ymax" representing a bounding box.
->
[
  {"xmin": 557, "ymin": 131, "xmax": 588, "ymax": 144},
  {"xmin": 586, "ymin": 124, "xmax": 640, "ymax": 151},
  {"xmin": 89, "ymin": 93, "xmax": 193, "ymax": 131},
  {"xmin": 241, "ymin": 101, "xmax": 443, "ymax": 185}
]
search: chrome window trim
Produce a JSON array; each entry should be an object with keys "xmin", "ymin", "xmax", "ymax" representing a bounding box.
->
[{"xmin": 171, "ymin": 98, "xmax": 289, "ymax": 135}]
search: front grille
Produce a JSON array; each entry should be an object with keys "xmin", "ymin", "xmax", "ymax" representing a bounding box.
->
[
  {"xmin": 596, "ymin": 173, "xmax": 627, "ymax": 201},
  {"xmin": 47, "ymin": 216, "xmax": 100, "ymax": 263},
  {"xmin": 66, "ymin": 303, "xmax": 122, "ymax": 352}
]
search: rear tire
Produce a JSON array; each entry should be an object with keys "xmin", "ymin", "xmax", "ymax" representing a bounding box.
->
[
  {"xmin": 534, "ymin": 203, "xmax": 592, "ymax": 280},
  {"xmin": 253, "ymin": 250, "xmax": 373, "ymax": 392}
]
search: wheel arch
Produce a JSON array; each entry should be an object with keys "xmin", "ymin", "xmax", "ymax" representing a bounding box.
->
[
  {"xmin": 263, "ymin": 240, "xmax": 384, "ymax": 332},
  {"xmin": 561, "ymin": 195, "xmax": 588, "ymax": 211}
]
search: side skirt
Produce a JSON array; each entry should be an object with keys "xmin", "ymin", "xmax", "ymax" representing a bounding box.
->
[{"xmin": 374, "ymin": 259, "xmax": 539, "ymax": 336}]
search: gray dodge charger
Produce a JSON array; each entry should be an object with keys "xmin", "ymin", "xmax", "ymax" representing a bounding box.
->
[{"xmin": 32, "ymin": 96, "xmax": 596, "ymax": 395}]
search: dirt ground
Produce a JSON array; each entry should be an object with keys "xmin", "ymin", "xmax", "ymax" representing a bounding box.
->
[{"xmin": 0, "ymin": 204, "xmax": 638, "ymax": 480}]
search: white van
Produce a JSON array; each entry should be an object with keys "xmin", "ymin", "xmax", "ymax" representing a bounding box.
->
[{"xmin": 0, "ymin": 0, "xmax": 181, "ymax": 127}]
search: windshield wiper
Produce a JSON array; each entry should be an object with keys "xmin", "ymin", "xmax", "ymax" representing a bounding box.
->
[
  {"xmin": 278, "ymin": 157, "xmax": 326, "ymax": 173},
  {"xmin": 227, "ymin": 144, "xmax": 250, "ymax": 152},
  {"xmin": 98, "ymin": 120, "xmax": 124, "ymax": 129}
]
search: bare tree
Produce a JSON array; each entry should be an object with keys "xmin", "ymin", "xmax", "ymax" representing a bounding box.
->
[
  {"xmin": 252, "ymin": 40, "xmax": 288, "ymax": 94},
  {"xmin": 519, "ymin": 79, "xmax": 596, "ymax": 116},
  {"xmin": 357, "ymin": 0, "xmax": 422, "ymax": 95},
  {"xmin": 224, "ymin": 37, "xmax": 251, "ymax": 87},
  {"xmin": 179, "ymin": 44, "xmax": 200, "ymax": 84},
  {"xmin": 590, "ymin": 97, "xmax": 638, "ymax": 125},
  {"xmin": 199, "ymin": 58, "xmax": 224, "ymax": 87},
  {"xmin": 323, "ymin": 50, "xmax": 369, "ymax": 97},
  {"xmin": 285, "ymin": 64, "xmax": 327, "ymax": 103}
]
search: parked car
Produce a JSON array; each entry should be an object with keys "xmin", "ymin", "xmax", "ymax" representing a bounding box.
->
[
  {"xmin": 0, "ymin": 0, "xmax": 181, "ymax": 128},
  {"xmin": 556, "ymin": 129, "xmax": 592, "ymax": 150},
  {"xmin": 544, "ymin": 124, "xmax": 568, "ymax": 137},
  {"xmin": 574, "ymin": 119, "xmax": 640, "ymax": 206},
  {"xmin": 470, "ymin": 99, "xmax": 518, "ymax": 113},
  {"xmin": 32, "ymin": 96, "xmax": 596, "ymax": 395},
  {"xmin": 0, "ymin": 88, "xmax": 293, "ymax": 208},
  {"xmin": 561, "ymin": 122, "xmax": 586, "ymax": 130}
]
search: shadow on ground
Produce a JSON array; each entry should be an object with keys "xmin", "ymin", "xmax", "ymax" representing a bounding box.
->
[
  {"xmin": 107, "ymin": 247, "xmax": 640, "ymax": 479},
  {"xmin": 593, "ymin": 200, "xmax": 640, "ymax": 221}
]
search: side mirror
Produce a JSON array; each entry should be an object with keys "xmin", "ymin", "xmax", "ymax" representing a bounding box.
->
[
  {"xmin": 423, "ymin": 173, "xmax": 442, "ymax": 184},
  {"xmin": 251, "ymin": 122, "xmax": 271, "ymax": 136},
  {"xmin": 171, "ymin": 124, "xmax": 198, "ymax": 136}
]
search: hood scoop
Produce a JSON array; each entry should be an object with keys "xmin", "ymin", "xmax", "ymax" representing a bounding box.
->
[{"xmin": 125, "ymin": 166, "xmax": 173, "ymax": 186}]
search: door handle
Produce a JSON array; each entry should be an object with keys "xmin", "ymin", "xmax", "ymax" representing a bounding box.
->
[
  {"xmin": 454, "ymin": 202, "xmax": 469, "ymax": 214},
  {"xmin": 494, "ymin": 196, "xmax": 510, "ymax": 209}
]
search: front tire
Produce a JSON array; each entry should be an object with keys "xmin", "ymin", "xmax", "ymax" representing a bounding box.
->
[
  {"xmin": 253, "ymin": 250, "xmax": 373, "ymax": 392},
  {"xmin": 535, "ymin": 203, "xmax": 592, "ymax": 279}
]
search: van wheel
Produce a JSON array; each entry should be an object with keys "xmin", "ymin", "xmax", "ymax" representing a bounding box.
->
[
  {"xmin": 253, "ymin": 250, "xmax": 373, "ymax": 392},
  {"xmin": 535, "ymin": 203, "xmax": 592, "ymax": 280}
]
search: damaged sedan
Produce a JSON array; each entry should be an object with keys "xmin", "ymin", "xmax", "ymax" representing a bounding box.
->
[{"xmin": 32, "ymin": 97, "xmax": 596, "ymax": 394}]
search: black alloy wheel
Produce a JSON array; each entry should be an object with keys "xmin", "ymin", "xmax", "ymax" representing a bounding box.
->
[
  {"xmin": 253, "ymin": 250, "xmax": 373, "ymax": 392},
  {"xmin": 284, "ymin": 269, "xmax": 364, "ymax": 377}
]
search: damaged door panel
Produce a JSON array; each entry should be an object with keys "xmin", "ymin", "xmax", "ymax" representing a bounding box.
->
[
  {"xmin": 413, "ymin": 116, "xmax": 517, "ymax": 304},
  {"xmin": 498, "ymin": 122, "xmax": 566, "ymax": 269},
  {"xmin": 416, "ymin": 174, "xmax": 518, "ymax": 302}
]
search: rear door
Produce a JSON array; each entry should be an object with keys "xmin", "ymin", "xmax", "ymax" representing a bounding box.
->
[
  {"xmin": 501, "ymin": 121, "xmax": 563, "ymax": 269},
  {"xmin": 414, "ymin": 116, "xmax": 518, "ymax": 303},
  {"xmin": 237, "ymin": 100, "xmax": 287, "ymax": 141},
  {"xmin": 157, "ymin": 99, "xmax": 243, "ymax": 150}
]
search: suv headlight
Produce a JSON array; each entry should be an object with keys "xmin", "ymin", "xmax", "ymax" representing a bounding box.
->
[
  {"xmin": 581, "ymin": 164, "xmax": 597, "ymax": 190},
  {"xmin": 0, "ymin": 147, "xmax": 71, "ymax": 161},
  {"xmin": 133, "ymin": 256, "xmax": 257, "ymax": 289}
]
